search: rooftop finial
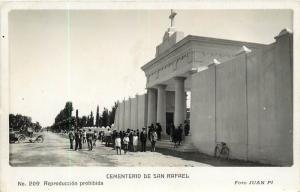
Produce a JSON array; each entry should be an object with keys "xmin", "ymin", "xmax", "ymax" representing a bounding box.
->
[{"xmin": 169, "ymin": 9, "xmax": 177, "ymax": 28}]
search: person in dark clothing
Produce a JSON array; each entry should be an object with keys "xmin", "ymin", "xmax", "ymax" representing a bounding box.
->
[
  {"xmin": 178, "ymin": 124, "xmax": 183, "ymax": 146},
  {"xmin": 136, "ymin": 129, "xmax": 140, "ymax": 151},
  {"xmin": 171, "ymin": 123, "xmax": 175, "ymax": 142},
  {"xmin": 173, "ymin": 129, "xmax": 178, "ymax": 148},
  {"xmin": 68, "ymin": 129, "xmax": 75, "ymax": 149},
  {"xmin": 74, "ymin": 129, "xmax": 81, "ymax": 151},
  {"xmin": 121, "ymin": 131, "xmax": 125, "ymax": 149},
  {"xmin": 93, "ymin": 130, "xmax": 98, "ymax": 147},
  {"xmin": 129, "ymin": 130, "xmax": 133, "ymax": 152},
  {"xmin": 79, "ymin": 130, "xmax": 83, "ymax": 150},
  {"xmin": 156, "ymin": 123, "xmax": 162, "ymax": 140},
  {"xmin": 184, "ymin": 120, "xmax": 190, "ymax": 136},
  {"xmin": 140, "ymin": 127, "xmax": 147, "ymax": 152},
  {"xmin": 87, "ymin": 129, "xmax": 93, "ymax": 150}
]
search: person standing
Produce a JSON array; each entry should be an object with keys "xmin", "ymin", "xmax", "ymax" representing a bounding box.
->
[
  {"xmin": 105, "ymin": 129, "xmax": 112, "ymax": 147},
  {"xmin": 184, "ymin": 120, "xmax": 190, "ymax": 136},
  {"xmin": 129, "ymin": 130, "xmax": 133, "ymax": 152},
  {"xmin": 98, "ymin": 131, "xmax": 102, "ymax": 142},
  {"xmin": 123, "ymin": 134, "xmax": 129, "ymax": 154},
  {"xmin": 87, "ymin": 129, "xmax": 93, "ymax": 151},
  {"xmin": 156, "ymin": 123, "xmax": 162, "ymax": 140},
  {"xmin": 100, "ymin": 131, "xmax": 105, "ymax": 143},
  {"xmin": 79, "ymin": 130, "xmax": 83, "ymax": 150},
  {"xmin": 178, "ymin": 124, "xmax": 183, "ymax": 146},
  {"xmin": 82, "ymin": 130, "xmax": 87, "ymax": 144},
  {"xmin": 171, "ymin": 123, "xmax": 175, "ymax": 142},
  {"xmin": 133, "ymin": 132, "xmax": 138, "ymax": 152},
  {"xmin": 136, "ymin": 129, "xmax": 140, "ymax": 150},
  {"xmin": 150, "ymin": 131, "xmax": 158, "ymax": 152},
  {"xmin": 68, "ymin": 129, "xmax": 75, "ymax": 150},
  {"xmin": 112, "ymin": 130, "xmax": 117, "ymax": 150},
  {"xmin": 120, "ymin": 131, "xmax": 125, "ymax": 150},
  {"xmin": 140, "ymin": 127, "xmax": 147, "ymax": 152},
  {"xmin": 148, "ymin": 124, "xmax": 154, "ymax": 140},
  {"xmin": 74, "ymin": 129, "xmax": 81, "ymax": 151},
  {"xmin": 115, "ymin": 133, "xmax": 122, "ymax": 155},
  {"xmin": 136, "ymin": 129, "xmax": 140, "ymax": 140},
  {"xmin": 93, "ymin": 130, "xmax": 97, "ymax": 147}
]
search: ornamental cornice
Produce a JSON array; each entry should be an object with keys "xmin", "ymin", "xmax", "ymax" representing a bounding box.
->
[
  {"xmin": 145, "ymin": 49, "xmax": 194, "ymax": 77},
  {"xmin": 141, "ymin": 35, "xmax": 267, "ymax": 72}
]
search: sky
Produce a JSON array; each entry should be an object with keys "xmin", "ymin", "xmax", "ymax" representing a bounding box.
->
[{"xmin": 9, "ymin": 10, "xmax": 292, "ymax": 127}]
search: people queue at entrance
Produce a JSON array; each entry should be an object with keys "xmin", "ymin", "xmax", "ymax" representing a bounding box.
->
[{"xmin": 68, "ymin": 121, "xmax": 190, "ymax": 154}]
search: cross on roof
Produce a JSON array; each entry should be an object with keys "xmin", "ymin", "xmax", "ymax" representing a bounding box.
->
[{"xmin": 169, "ymin": 9, "xmax": 177, "ymax": 27}]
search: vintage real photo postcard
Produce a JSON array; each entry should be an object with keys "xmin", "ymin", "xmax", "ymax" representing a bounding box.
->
[{"xmin": 0, "ymin": 1, "xmax": 299, "ymax": 192}]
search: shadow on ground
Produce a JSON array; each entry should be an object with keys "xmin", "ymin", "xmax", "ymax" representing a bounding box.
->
[{"xmin": 155, "ymin": 147, "xmax": 276, "ymax": 167}]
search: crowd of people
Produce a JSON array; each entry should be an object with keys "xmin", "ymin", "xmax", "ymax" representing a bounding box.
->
[
  {"xmin": 67, "ymin": 121, "xmax": 190, "ymax": 154},
  {"xmin": 68, "ymin": 129, "xmax": 98, "ymax": 151}
]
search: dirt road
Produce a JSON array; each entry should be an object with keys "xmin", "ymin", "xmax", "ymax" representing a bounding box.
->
[{"xmin": 9, "ymin": 132, "xmax": 211, "ymax": 167}]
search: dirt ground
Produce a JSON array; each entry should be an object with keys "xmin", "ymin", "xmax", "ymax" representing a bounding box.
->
[{"xmin": 9, "ymin": 132, "xmax": 211, "ymax": 167}]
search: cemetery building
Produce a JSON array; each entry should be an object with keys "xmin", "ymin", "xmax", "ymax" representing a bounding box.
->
[{"xmin": 113, "ymin": 12, "xmax": 293, "ymax": 166}]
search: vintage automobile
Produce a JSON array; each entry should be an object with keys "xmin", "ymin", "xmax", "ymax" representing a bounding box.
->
[{"xmin": 9, "ymin": 128, "xmax": 44, "ymax": 143}]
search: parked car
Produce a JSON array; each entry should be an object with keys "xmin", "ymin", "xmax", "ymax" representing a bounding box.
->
[{"xmin": 9, "ymin": 128, "xmax": 44, "ymax": 143}]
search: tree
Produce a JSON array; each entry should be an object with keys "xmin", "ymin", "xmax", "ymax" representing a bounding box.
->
[
  {"xmin": 52, "ymin": 101, "xmax": 74, "ymax": 132},
  {"xmin": 75, "ymin": 109, "xmax": 79, "ymax": 127},
  {"xmin": 9, "ymin": 114, "xmax": 42, "ymax": 132},
  {"xmin": 89, "ymin": 111, "xmax": 94, "ymax": 126},
  {"xmin": 108, "ymin": 102, "xmax": 118, "ymax": 126},
  {"xmin": 81, "ymin": 116, "xmax": 87, "ymax": 127},
  {"xmin": 96, "ymin": 105, "xmax": 100, "ymax": 127},
  {"xmin": 66, "ymin": 102, "xmax": 73, "ymax": 130},
  {"xmin": 100, "ymin": 108, "xmax": 109, "ymax": 127}
]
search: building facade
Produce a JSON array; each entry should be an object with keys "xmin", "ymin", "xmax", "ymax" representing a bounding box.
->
[{"xmin": 114, "ymin": 26, "xmax": 293, "ymax": 165}]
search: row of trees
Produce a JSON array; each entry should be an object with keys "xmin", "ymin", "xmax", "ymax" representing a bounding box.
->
[
  {"xmin": 52, "ymin": 102, "xmax": 74, "ymax": 132},
  {"xmin": 51, "ymin": 101, "xmax": 118, "ymax": 132},
  {"xmin": 9, "ymin": 114, "xmax": 42, "ymax": 132}
]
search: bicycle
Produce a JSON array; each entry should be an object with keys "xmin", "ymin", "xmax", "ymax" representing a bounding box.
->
[{"xmin": 214, "ymin": 142, "xmax": 230, "ymax": 160}]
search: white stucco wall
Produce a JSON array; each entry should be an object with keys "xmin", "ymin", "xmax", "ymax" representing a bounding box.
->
[
  {"xmin": 247, "ymin": 34, "xmax": 293, "ymax": 165},
  {"xmin": 191, "ymin": 66, "xmax": 216, "ymax": 156},
  {"xmin": 137, "ymin": 94, "xmax": 147, "ymax": 130},
  {"xmin": 119, "ymin": 101, "xmax": 125, "ymax": 131},
  {"xmin": 216, "ymin": 54, "xmax": 248, "ymax": 160},
  {"xmin": 130, "ymin": 97, "xmax": 137, "ymax": 130},
  {"xmin": 114, "ymin": 94, "xmax": 148, "ymax": 132},
  {"xmin": 114, "ymin": 105, "xmax": 119, "ymax": 130},
  {"xmin": 124, "ymin": 99, "xmax": 131, "ymax": 130},
  {"xmin": 190, "ymin": 32, "xmax": 293, "ymax": 165}
]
